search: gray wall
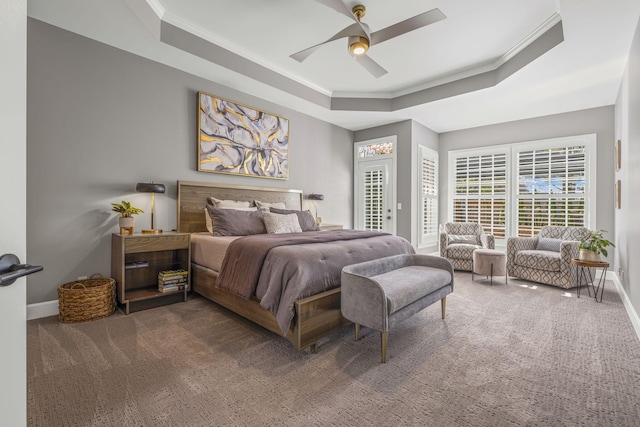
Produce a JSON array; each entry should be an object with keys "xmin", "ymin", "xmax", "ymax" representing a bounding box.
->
[
  {"xmin": 439, "ymin": 106, "xmax": 615, "ymax": 256},
  {"xmin": 615, "ymin": 16, "xmax": 640, "ymax": 318},
  {"xmin": 26, "ymin": 19, "xmax": 353, "ymax": 304}
]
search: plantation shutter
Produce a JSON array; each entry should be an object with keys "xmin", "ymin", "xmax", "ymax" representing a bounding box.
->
[
  {"xmin": 363, "ymin": 169, "xmax": 384, "ymax": 231},
  {"xmin": 419, "ymin": 147, "xmax": 438, "ymax": 246},
  {"xmin": 452, "ymin": 153, "xmax": 506, "ymax": 239},
  {"xmin": 516, "ymin": 145, "xmax": 586, "ymax": 237}
]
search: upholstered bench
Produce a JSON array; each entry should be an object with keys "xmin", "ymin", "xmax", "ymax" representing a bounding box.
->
[{"xmin": 341, "ymin": 254, "xmax": 454, "ymax": 363}]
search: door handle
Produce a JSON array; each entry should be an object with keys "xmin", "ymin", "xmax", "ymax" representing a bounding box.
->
[
  {"xmin": 0, "ymin": 254, "xmax": 43, "ymax": 286},
  {"xmin": 386, "ymin": 216, "xmax": 392, "ymax": 220}
]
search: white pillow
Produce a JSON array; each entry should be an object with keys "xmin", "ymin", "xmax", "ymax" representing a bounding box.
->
[
  {"xmin": 254, "ymin": 200, "xmax": 286, "ymax": 210},
  {"xmin": 208, "ymin": 197, "xmax": 251, "ymax": 208},
  {"xmin": 205, "ymin": 206, "xmax": 257, "ymax": 233},
  {"xmin": 262, "ymin": 212, "xmax": 302, "ymax": 234}
]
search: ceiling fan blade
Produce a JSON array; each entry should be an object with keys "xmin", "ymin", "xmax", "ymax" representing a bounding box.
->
[
  {"xmin": 290, "ymin": 22, "xmax": 365, "ymax": 62},
  {"xmin": 313, "ymin": 0, "xmax": 370, "ymax": 39},
  {"xmin": 370, "ymin": 8, "xmax": 446, "ymax": 45},
  {"xmin": 313, "ymin": 0, "xmax": 357, "ymax": 22},
  {"xmin": 354, "ymin": 54, "xmax": 388, "ymax": 78}
]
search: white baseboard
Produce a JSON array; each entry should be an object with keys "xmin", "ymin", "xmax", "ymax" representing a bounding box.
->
[
  {"xmin": 27, "ymin": 300, "xmax": 58, "ymax": 320},
  {"xmin": 610, "ymin": 272, "xmax": 640, "ymax": 342}
]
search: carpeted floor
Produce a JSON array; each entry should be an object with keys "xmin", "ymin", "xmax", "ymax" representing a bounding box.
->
[{"xmin": 28, "ymin": 272, "xmax": 640, "ymax": 426}]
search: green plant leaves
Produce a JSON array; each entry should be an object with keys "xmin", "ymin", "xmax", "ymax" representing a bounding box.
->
[
  {"xmin": 111, "ymin": 200, "xmax": 144, "ymax": 217},
  {"xmin": 578, "ymin": 229, "xmax": 614, "ymax": 256}
]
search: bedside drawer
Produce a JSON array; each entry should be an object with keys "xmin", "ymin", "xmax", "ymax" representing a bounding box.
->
[{"xmin": 125, "ymin": 235, "xmax": 190, "ymax": 253}]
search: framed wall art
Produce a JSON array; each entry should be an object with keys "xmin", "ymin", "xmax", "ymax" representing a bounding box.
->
[
  {"xmin": 198, "ymin": 92, "xmax": 289, "ymax": 180},
  {"xmin": 615, "ymin": 139, "xmax": 621, "ymax": 172},
  {"xmin": 616, "ymin": 179, "xmax": 621, "ymax": 209}
]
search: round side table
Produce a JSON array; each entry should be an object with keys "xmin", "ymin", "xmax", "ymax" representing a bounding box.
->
[{"xmin": 571, "ymin": 258, "xmax": 609, "ymax": 302}]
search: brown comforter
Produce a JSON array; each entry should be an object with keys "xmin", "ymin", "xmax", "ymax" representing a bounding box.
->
[{"xmin": 216, "ymin": 230, "xmax": 415, "ymax": 334}]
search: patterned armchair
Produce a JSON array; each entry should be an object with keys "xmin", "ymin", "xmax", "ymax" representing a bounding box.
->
[
  {"xmin": 439, "ymin": 222, "xmax": 495, "ymax": 271},
  {"xmin": 507, "ymin": 226, "xmax": 592, "ymax": 288}
]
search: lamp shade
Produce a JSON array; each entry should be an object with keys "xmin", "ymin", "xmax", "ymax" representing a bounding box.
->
[
  {"xmin": 308, "ymin": 193, "xmax": 324, "ymax": 201},
  {"xmin": 136, "ymin": 182, "xmax": 165, "ymax": 193}
]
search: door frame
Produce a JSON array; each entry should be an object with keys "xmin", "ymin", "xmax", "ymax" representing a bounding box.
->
[
  {"xmin": 0, "ymin": 0, "xmax": 28, "ymax": 424},
  {"xmin": 354, "ymin": 136, "xmax": 397, "ymax": 235}
]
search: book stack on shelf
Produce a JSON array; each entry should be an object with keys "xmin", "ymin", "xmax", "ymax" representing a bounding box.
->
[{"xmin": 158, "ymin": 269, "xmax": 189, "ymax": 293}]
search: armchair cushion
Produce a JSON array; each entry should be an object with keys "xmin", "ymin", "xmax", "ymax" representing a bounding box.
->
[
  {"xmin": 447, "ymin": 244, "xmax": 479, "ymax": 260},
  {"xmin": 514, "ymin": 250, "xmax": 561, "ymax": 271}
]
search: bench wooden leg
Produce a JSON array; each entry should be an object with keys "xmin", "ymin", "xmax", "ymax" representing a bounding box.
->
[
  {"xmin": 354, "ymin": 323, "xmax": 361, "ymax": 341},
  {"xmin": 441, "ymin": 296, "xmax": 446, "ymax": 319},
  {"xmin": 381, "ymin": 331, "xmax": 388, "ymax": 363}
]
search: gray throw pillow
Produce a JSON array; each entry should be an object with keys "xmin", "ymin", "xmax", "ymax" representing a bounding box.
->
[
  {"xmin": 205, "ymin": 205, "xmax": 266, "ymax": 236},
  {"xmin": 448, "ymin": 234, "xmax": 478, "ymax": 245},
  {"xmin": 204, "ymin": 206, "xmax": 257, "ymax": 233},
  {"xmin": 536, "ymin": 237, "xmax": 563, "ymax": 252},
  {"xmin": 269, "ymin": 207, "xmax": 320, "ymax": 231}
]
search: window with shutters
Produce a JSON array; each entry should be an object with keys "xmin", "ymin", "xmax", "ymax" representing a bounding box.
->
[
  {"xmin": 515, "ymin": 145, "xmax": 587, "ymax": 237},
  {"xmin": 452, "ymin": 152, "xmax": 507, "ymax": 239},
  {"xmin": 418, "ymin": 146, "xmax": 438, "ymax": 247},
  {"xmin": 448, "ymin": 134, "xmax": 595, "ymax": 243}
]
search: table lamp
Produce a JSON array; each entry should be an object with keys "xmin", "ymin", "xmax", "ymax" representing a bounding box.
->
[
  {"xmin": 136, "ymin": 181, "xmax": 166, "ymax": 234},
  {"xmin": 308, "ymin": 193, "xmax": 324, "ymax": 225}
]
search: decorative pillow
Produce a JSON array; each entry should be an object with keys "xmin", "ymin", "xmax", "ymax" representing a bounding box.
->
[
  {"xmin": 205, "ymin": 205, "xmax": 266, "ymax": 236},
  {"xmin": 448, "ymin": 234, "xmax": 478, "ymax": 245},
  {"xmin": 536, "ymin": 237, "xmax": 563, "ymax": 252},
  {"xmin": 208, "ymin": 197, "xmax": 251, "ymax": 209},
  {"xmin": 205, "ymin": 206, "xmax": 257, "ymax": 233},
  {"xmin": 269, "ymin": 207, "xmax": 320, "ymax": 231},
  {"xmin": 262, "ymin": 212, "xmax": 302, "ymax": 234},
  {"xmin": 254, "ymin": 200, "xmax": 286, "ymax": 210}
]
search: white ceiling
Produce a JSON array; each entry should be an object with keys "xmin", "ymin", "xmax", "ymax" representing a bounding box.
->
[{"xmin": 28, "ymin": 0, "xmax": 640, "ymax": 133}]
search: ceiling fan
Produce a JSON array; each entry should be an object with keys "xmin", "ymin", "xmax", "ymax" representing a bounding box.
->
[{"xmin": 290, "ymin": 0, "xmax": 447, "ymax": 78}]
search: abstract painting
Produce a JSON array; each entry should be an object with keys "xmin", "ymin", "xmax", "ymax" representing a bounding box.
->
[{"xmin": 198, "ymin": 92, "xmax": 289, "ymax": 179}]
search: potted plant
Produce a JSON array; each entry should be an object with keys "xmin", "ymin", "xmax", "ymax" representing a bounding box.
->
[
  {"xmin": 578, "ymin": 229, "xmax": 614, "ymax": 262},
  {"xmin": 111, "ymin": 201, "xmax": 144, "ymax": 235}
]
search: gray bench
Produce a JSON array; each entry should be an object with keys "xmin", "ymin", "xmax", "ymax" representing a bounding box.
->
[{"xmin": 341, "ymin": 254, "xmax": 454, "ymax": 363}]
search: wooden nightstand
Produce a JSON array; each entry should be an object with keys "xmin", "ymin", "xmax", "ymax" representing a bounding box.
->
[
  {"xmin": 111, "ymin": 232, "xmax": 191, "ymax": 314},
  {"xmin": 319, "ymin": 224, "xmax": 343, "ymax": 231}
]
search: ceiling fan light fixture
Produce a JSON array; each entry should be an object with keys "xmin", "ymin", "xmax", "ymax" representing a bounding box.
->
[{"xmin": 349, "ymin": 36, "xmax": 369, "ymax": 56}]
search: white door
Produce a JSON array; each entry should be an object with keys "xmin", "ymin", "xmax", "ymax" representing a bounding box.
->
[
  {"xmin": 355, "ymin": 158, "xmax": 395, "ymax": 233},
  {"xmin": 1, "ymin": 1, "xmax": 28, "ymax": 425}
]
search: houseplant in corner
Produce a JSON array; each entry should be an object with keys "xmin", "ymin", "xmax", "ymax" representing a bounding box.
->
[
  {"xmin": 578, "ymin": 229, "xmax": 614, "ymax": 262},
  {"xmin": 111, "ymin": 201, "xmax": 144, "ymax": 235}
]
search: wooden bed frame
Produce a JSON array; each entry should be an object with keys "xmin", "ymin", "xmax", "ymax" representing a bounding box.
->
[{"xmin": 177, "ymin": 180, "xmax": 350, "ymax": 351}]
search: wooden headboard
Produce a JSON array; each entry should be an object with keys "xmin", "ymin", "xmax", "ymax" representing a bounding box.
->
[{"xmin": 177, "ymin": 180, "xmax": 303, "ymax": 233}]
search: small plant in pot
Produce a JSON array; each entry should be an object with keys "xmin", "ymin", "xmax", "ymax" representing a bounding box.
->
[
  {"xmin": 578, "ymin": 229, "xmax": 614, "ymax": 262},
  {"xmin": 112, "ymin": 201, "xmax": 144, "ymax": 235}
]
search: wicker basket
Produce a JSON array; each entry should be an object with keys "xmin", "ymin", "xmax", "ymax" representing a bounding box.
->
[{"xmin": 58, "ymin": 274, "xmax": 116, "ymax": 323}]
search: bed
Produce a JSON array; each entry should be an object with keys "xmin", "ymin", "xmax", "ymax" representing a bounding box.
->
[{"xmin": 177, "ymin": 180, "xmax": 415, "ymax": 351}]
